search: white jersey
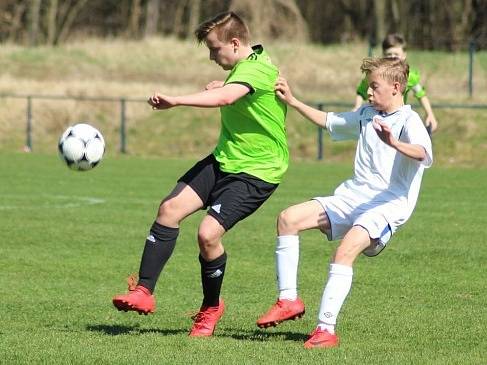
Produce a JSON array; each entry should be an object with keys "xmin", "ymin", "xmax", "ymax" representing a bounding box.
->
[{"xmin": 325, "ymin": 104, "xmax": 433, "ymax": 229}]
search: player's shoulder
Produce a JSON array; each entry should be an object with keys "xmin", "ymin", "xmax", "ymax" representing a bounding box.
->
[
  {"xmin": 357, "ymin": 104, "xmax": 377, "ymax": 118},
  {"xmin": 402, "ymin": 105, "xmax": 423, "ymax": 125},
  {"xmin": 408, "ymin": 67, "xmax": 421, "ymax": 84}
]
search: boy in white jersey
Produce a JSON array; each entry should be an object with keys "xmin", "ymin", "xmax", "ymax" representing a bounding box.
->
[{"xmin": 257, "ymin": 57, "xmax": 433, "ymax": 349}]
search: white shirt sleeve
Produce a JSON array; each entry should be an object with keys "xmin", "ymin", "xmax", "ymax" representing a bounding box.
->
[
  {"xmin": 401, "ymin": 114, "xmax": 433, "ymax": 167},
  {"xmin": 326, "ymin": 107, "xmax": 363, "ymax": 141}
]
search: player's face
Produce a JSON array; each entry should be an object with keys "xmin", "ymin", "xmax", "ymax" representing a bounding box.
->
[
  {"xmin": 366, "ymin": 71, "xmax": 396, "ymax": 111},
  {"xmin": 205, "ymin": 30, "xmax": 238, "ymax": 70},
  {"xmin": 383, "ymin": 46, "xmax": 406, "ymax": 60}
]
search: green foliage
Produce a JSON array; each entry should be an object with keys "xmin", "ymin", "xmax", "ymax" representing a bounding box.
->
[{"xmin": 1, "ymin": 153, "xmax": 486, "ymax": 364}]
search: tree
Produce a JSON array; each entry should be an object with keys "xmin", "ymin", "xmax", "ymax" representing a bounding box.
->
[
  {"xmin": 144, "ymin": 0, "xmax": 160, "ymax": 37},
  {"xmin": 230, "ymin": 0, "xmax": 308, "ymax": 42},
  {"xmin": 27, "ymin": 0, "xmax": 40, "ymax": 45}
]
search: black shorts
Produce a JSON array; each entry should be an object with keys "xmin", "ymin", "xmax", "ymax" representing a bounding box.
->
[{"xmin": 178, "ymin": 154, "xmax": 278, "ymax": 231}]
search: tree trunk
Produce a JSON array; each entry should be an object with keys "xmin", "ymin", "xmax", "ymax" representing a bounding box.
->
[
  {"xmin": 6, "ymin": 2, "xmax": 27, "ymax": 44},
  {"xmin": 27, "ymin": 0, "xmax": 41, "ymax": 46},
  {"xmin": 56, "ymin": 0, "xmax": 89, "ymax": 44},
  {"xmin": 144, "ymin": 0, "xmax": 160, "ymax": 37},
  {"xmin": 46, "ymin": 0, "xmax": 58, "ymax": 46},
  {"xmin": 187, "ymin": 0, "xmax": 201, "ymax": 36},
  {"xmin": 127, "ymin": 0, "xmax": 143, "ymax": 38},
  {"xmin": 373, "ymin": 0, "xmax": 386, "ymax": 46},
  {"xmin": 172, "ymin": 0, "xmax": 187, "ymax": 38}
]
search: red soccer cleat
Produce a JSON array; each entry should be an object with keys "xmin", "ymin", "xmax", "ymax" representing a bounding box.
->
[
  {"xmin": 189, "ymin": 299, "xmax": 225, "ymax": 337},
  {"xmin": 304, "ymin": 328, "xmax": 339, "ymax": 349},
  {"xmin": 256, "ymin": 298, "xmax": 305, "ymax": 328},
  {"xmin": 112, "ymin": 278, "xmax": 156, "ymax": 315}
]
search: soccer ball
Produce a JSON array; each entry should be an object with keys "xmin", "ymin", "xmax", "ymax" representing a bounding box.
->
[{"xmin": 58, "ymin": 123, "xmax": 105, "ymax": 171}]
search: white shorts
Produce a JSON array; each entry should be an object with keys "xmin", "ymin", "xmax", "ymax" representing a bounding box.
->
[{"xmin": 313, "ymin": 195, "xmax": 394, "ymax": 245}]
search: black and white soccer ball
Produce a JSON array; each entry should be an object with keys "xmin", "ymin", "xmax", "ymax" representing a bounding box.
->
[{"xmin": 58, "ymin": 123, "xmax": 105, "ymax": 171}]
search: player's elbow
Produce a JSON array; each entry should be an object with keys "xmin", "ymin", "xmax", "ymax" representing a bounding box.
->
[
  {"xmin": 217, "ymin": 95, "xmax": 238, "ymax": 106},
  {"xmin": 415, "ymin": 148, "xmax": 427, "ymax": 162}
]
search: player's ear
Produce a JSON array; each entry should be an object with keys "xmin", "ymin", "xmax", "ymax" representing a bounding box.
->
[
  {"xmin": 392, "ymin": 81, "xmax": 401, "ymax": 95},
  {"xmin": 231, "ymin": 38, "xmax": 240, "ymax": 52}
]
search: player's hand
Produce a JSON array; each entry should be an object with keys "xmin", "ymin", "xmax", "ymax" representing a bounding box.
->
[
  {"xmin": 147, "ymin": 93, "xmax": 177, "ymax": 110},
  {"xmin": 205, "ymin": 80, "xmax": 225, "ymax": 90},
  {"xmin": 275, "ymin": 77, "xmax": 296, "ymax": 105},
  {"xmin": 425, "ymin": 115, "xmax": 438, "ymax": 133},
  {"xmin": 372, "ymin": 117, "xmax": 397, "ymax": 147}
]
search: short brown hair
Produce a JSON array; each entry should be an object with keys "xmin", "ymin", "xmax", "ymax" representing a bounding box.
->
[
  {"xmin": 382, "ymin": 33, "xmax": 407, "ymax": 51},
  {"xmin": 195, "ymin": 11, "xmax": 250, "ymax": 45},
  {"xmin": 361, "ymin": 57, "xmax": 409, "ymax": 93}
]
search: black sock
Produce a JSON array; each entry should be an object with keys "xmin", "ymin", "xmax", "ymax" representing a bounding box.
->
[
  {"xmin": 200, "ymin": 252, "xmax": 227, "ymax": 307},
  {"xmin": 138, "ymin": 222, "xmax": 179, "ymax": 293}
]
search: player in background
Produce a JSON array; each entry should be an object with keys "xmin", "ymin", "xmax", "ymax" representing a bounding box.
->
[
  {"xmin": 112, "ymin": 11, "xmax": 289, "ymax": 337},
  {"xmin": 257, "ymin": 57, "xmax": 433, "ymax": 348},
  {"xmin": 353, "ymin": 33, "xmax": 438, "ymax": 135}
]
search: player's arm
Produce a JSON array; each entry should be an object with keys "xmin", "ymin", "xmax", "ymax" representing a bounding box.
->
[
  {"xmin": 372, "ymin": 118, "xmax": 426, "ymax": 161},
  {"xmin": 148, "ymin": 83, "xmax": 249, "ymax": 109},
  {"xmin": 418, "ymin": 95, "xmax": 438, "ymax": 132},
  {"xmin": 205, "ymin": 80, "xmax": 225, "ymax": 90},
  {"xmin": 275, "ymin": 77, "xmax": 327, "ymax": 128}
]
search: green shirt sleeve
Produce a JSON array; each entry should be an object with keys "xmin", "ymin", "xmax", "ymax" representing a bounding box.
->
[
  {"xmin": 408, "ymin": 68, "xmax": 426, "ymax": 99},
  {"xmin": 356, "ymin": 77, "xmax": 368, "ymax": 100}
]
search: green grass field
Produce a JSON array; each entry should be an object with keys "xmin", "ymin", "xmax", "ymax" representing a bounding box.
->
[{"xmin": 1, "ymin": 152, "xmax": 486, "ymax": 364}]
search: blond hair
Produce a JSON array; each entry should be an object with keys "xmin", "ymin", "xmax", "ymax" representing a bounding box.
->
[
  {"xmin": 194, "ymin": 12, "xmax": 250, "ymax": 45},
  {"xmin": 361, "ymin": 57, "xmax": 409, "ymax": 93}
]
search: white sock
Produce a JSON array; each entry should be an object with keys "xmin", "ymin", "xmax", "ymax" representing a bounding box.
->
[
  {"xmin": 276, "ymin": 235, "xmax": 299, "ymax": 301},
  {"xmin": 317, "ymin": 263, "xmax": 353, "ymax": 334}
]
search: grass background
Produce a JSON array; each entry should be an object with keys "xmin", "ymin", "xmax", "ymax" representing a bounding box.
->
[{"xmin": 1, "ymin": 152, "xmax": 486, "ymax": 364}]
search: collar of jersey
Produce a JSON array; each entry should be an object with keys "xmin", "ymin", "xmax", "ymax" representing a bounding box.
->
[
  {"xmin": 378, "ymin": 104, "xmax": 410, "ymax": 118},
  {"xmin": 247, "ymin": 44, "xmax": 263, "ymax": 60}
]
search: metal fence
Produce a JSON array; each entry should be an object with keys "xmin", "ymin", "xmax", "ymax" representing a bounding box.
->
[{"xmin": 1, "ymin": 93, "xmax": 487, "ymax": 160}]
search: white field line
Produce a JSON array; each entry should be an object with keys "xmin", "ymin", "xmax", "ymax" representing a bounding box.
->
[{"xmin": 0, "ymin": 194, "xmax": 106, "ymax": 210}]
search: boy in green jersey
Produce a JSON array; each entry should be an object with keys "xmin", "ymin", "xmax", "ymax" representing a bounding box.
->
[
  {"xmin": 112, "ymin": 12, "xmax": 288, "ymax": 337},
  {"xmin": 353, "ymin": 33, "xmax": 438, "ymax": 134}
]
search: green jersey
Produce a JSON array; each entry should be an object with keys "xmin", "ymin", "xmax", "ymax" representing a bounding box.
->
[
  {"xmin": 356, "ymin": 67, "xmax": 426, "ymax": 102},
  {"xmin": 213, "ymin": 45, "xmax": 288, "ymax": 184}
]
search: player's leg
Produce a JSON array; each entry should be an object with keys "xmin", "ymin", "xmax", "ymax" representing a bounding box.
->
[
  {"xmin": 137, "ymin": 182, "xmax": 204, "ymax": 292},
  {"xmin": 113, "ymin": 155, "xmax": 216, "ymax": 314},
  {"xmin": 112, "ymin": 183, "xmax": 204, "ymax": 314},
  {"xmin": 305, "ymin": 225, "xmax": 372, "ymax": 349},
  {"xmin": 190, "ymin": 173, "xmax": 277, "ymax": 336},
  {"xmin": 257, "ymin": 200, "xmax": 330, "ymax": 328},
  {"xmin": 189, "ymin": 215, "xmax": 227, "ymax": 337}
]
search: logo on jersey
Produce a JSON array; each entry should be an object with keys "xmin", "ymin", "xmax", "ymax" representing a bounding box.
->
[{"xmin": 211, "ymin": 203, "xmax": 222, "ymax": 214}]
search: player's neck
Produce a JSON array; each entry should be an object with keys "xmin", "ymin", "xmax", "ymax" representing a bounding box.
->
[
  {"xmin": 382, "ymin": 99, "xmax": 404, "ymax": 114},
  {"xmin": 238, "ymin": 45, "xmax": 254, "ymax": 60}
]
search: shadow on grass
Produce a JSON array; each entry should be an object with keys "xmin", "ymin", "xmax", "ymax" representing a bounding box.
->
[
  {"xmin": 87, "ymin": 324, "xmax": 187, "ymax": 336},
  {"xmin": 87, "ymin": 324, "xmax": 307, "ymax": 342},
  {"xmin": 218, "ymin": 328, "xmax": 308, "ymax": 342}
]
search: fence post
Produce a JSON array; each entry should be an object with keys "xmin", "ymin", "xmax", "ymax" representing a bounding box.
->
[
  {"xmin": 120, "ymin": 98, "xmax": 127, "ymax": 153},
  {"xmin": 26, "ymin": 96, "xmax": 33, "ymax": 152},
  {"xmin": 317, "ymin": 103, "xmax": 324, "ymax": 160},
  {"xmin": 468, "ymin": 40, "xmax": 475, "ymax": 98}
]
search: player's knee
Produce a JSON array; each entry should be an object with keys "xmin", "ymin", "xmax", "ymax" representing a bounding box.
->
[
  {"xmin": 197, "ymin": 228, "xmax": 219, "ymax": 251},
  {"xmin": 277, "ymin": 208, "xmax": 297, "ymax": 234},
  {"xmin": 156, "ymin": 199, "xmax": 178, "ymax": 223}
]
